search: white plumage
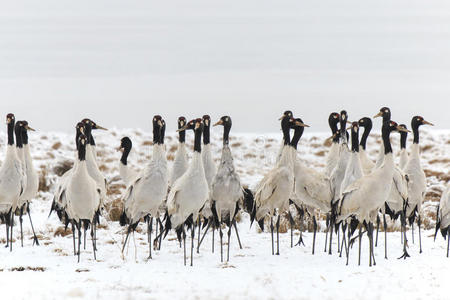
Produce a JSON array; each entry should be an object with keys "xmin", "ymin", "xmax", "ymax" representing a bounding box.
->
[
  {"xmin": 122, "ymin": 121, "xmax": 168, "ymax": 225},
  {"xmin": 211, "ymin": 116, "xmax": 243, "ymax": 223}
]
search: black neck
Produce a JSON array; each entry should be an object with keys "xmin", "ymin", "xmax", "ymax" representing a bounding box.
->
[
  {"xmin": 15, "ymin": 126, "xmax": 23, "ymax": 148},
  {"xmin": 153, "ymin": 126, "xmax": 160, "ymax": 144},
  {"xmin": 85, "ymin": 125, "xmax": 95, "ymax": 146},
  {"xmin": 412, "ymin": 126, "xmax": 420, "ymax": 144},
  {"xmin": 178, "ymin": 130, "xmax": 185, "ymax": 143},
  {"xmin": 160, "ymin": 125, "xmax": 165, "ymax": 145},
  {"xmin": 22, "ymin": 130, "xmax": 29, "ymax": 145},
  {"xmin": 381, "ymin": 122, "xmax": 393, "ymax": 155},
  {"xmin": 223, "ymin": 124, "xmax": 231, "ymax": 145},
  {"xmin": 290, "ymin": 127, "xmax": 304, "ymax": 150},
  {"xmin": 7, "ymin": 121, "xmax": 14, "ymax": 146},
  {"xmin": 330, "ymin": 124, "xmax": 339, "ymax": 143},
  {"xmin": 360, "ymin": 125, "xmax": 371, "ymax": 150},
  {"xmin": 281, "ymin": 119, "xmax": 291, "ymax": 145},
  {"xmin": 194, "ymin": 130, "xmax": 202, "ymax": 153},
  {"xmin": 400, "ymin": 132, "xmax": 407, "ymax": 149},
  {"xmin": 203, "ymin": 125, "xmax": 210, "ymax": 145},
  {"xmin": 340, "ymin": 120, "xmax": 347, "ymax": 139},
  {"xmin": 78, "ymin": 143, "xmax": 86, "ymax": 161},
  {"xmin": 121, "ymin": 146, "xmax": 131, "ymax": 165},
  {"xmin": 351, "ymin": 129, "xmax": 359, "ymax": 152}
]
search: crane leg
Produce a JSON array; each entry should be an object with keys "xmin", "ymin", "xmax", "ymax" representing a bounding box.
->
[
  {"xmin": 183, "ymin": 226, "xmax": 187, "ymax": 266},
  {"xmin": 122, "ymin": 226, "xmax": 132, "ymax": 253},
  {"xmin": 418, "ymin": 215, "xmax": 422, "ymax": 254},
  {"xmin": 337, "ymin": 224, "xmax": 341, "ymax": 254},
  {"xmin": 198, "ymin": 221, "xmax": 211, "ymax": 251},
  {"xmin": 398, "ymin": 211, "xmax": 410, "ymax": 259},
  {"xmin": 227, "ymin": 222, "xmax": 232, "ymax": 262},
  {"xmin": 10, "ymin": 211, "xmax": 14, "ymax": 252},
  {"xmin": 295, "ymin": 212, "xmax": 305, "ymax": 247},
  {"xmin": 5, "ymin": 215, "xmax": 9, "ymax": 248},
  {"xmin": 233, "ymin": 221, "xmax": 243, "ymax": 249},
  {"xmin": 83, "ymin": 223, "xmax": 87, "ymax": 250},
  {"xmin": 339, "ymin": 223, "xmax": 346, "ymax": 258},
  {"xmin": 72, "ymin": 223, "xmax": 76, "ymax": 256},
  {"xmin": 77, "ymin": 220, "xmax": 82, "ymax": 263},
  {"xmin": 411, "ymin": 222, "xmax": 414, "ymax": 244},
  {"xmin": 447, "ymin": 228, "xmax": 450, "ymax": 258},
  {"xmin": 370, "ymin": 222, "xmax": 376, "ymax": 266},
  {"xmin": 91, "ymin": 223, "xmax": 96, "ymax": 261},
  {"xmin": 384, "ymin": 214, "xmax": 388, "ymax": 259},
  {"xmin": 288, "ymin": 211, "xmax": 294, "ymax": 248},
  {"xmin": 212, "ymin": 223, "xmax": 215, "ymax": 253},
  {"xmin": 375, "ymin": 214, "xmax": 380, "ymax": 247},
  {"xmin": 328, "ymin": 221, "xmax": 333, "ymax": 255},
  {"xmin": 27, "ymin": 203, "xmax": 39, "ymax": 246},
  {"xmin": 191, "ymin": 223, "xmax": 195, "ymax": 267},
  {"xmin": 155, "ymin": 217, "xmax": 158, "ymax": 249},
  {"xmin": 219, "ymin": 224, "xmax": 224, "ymax": 262},
  {"xmin": 346, "ymin": 224, "xmax": 351, "ymax": 266},
  {"xmin": 19, "ymin": 206, "xmax": 24, "ymax": 247},
  {"xmin": 276, "ymin": 215, "xmax": 280, "ymax": 255},
  {"xmin": 312, "ymin": 215, "xmax": 317, "ymax": 255},
  {"xmin": 358, "ymin": 226, "xmax": 362, "ymax": 266},
  {"xmin": 147, "ymin": 216, "xmax": 153, "ymax": 260},
  {"xmin": 324, "ymin": 214, "xmax": 329, "ymax": 253},
  {"xmin": 270, "ymin": 217, "xmax": 274, "ymax": 255},
  {"xmin": 197, "ymin": 216, "xmax": 201, "ymax": 253}
]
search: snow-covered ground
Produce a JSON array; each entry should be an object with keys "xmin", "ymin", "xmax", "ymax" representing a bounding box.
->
[{"xmin": 0, "ymin": 127, "xmax": 448, "ymax": 299}]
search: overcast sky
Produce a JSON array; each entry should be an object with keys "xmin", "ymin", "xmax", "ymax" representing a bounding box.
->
[{"xmin": 0, "ymin": 0, "xmax": 449, "ymax": 133}]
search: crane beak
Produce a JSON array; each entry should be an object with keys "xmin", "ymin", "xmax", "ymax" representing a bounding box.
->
[
  {"xmin": 373, "ymin": 111, "xmax": 383, "ymax": 118},
  {"xmin": 95, "ymin": 125, "xmax": 108, "ymax": 131},
  {"xmin": 177, "ymin": 125, "xmax": 188, "ymax": 132},
  {"xmin": 295, "ymin": 120, "xmax": 310, "ymax": 127},
  {"xmin": 278, "ymin": 115, "xmax": 285, "ymax": 120},
  {"xmin": 397, "ymin": 126, "xmax": 411, "ymax": 133},
  {"xmin": 25, "ymin": 125, "xmax": 36, "ymax": 131},
  {"xmin": 346, "ymin": 121, "xmax": 352, "ymax": 124},
  {"xmin": 213, "ymin": 120, "xmax": 223, "ymax": 127},
  {"xmin": 116, "ymin": 146, "xmax": 124, "ymax": 153},
  {"xmin": 422, "ymin": 120, "xmax": 434, "ymax": 126}
]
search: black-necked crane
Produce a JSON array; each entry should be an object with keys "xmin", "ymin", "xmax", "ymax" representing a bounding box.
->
[
  {"xmin": 338, "ymin": 120, "xmax": 408, "ymax": 266},
  {"xmin": 209, "ymin": 116, "xmax": 244, "ymax": 262},
  {"xmin": 50, "ymin": 122, "xmax": 85, "ymax": 229},
  {"xmin": 118, "ymin": 137, "xmax": 137, "ymax": 186},
  {"xmin": 290, "ymin": 118, "xmax": 332, "ymax": 255},
  {"xmin": 0, "ymin": 114, "xmax": 26, "ymax": 251},
  {"xmin": 373, "ymin": 107, "xmax": 410, "ymax": 259},
  {"xmin": 166, "ymin": 118, "xmax": 209, "ymax": 266},
  {"xmin": 254, "ymin": 112, "xmax": 294, "ymax": 255},
  {"xmin": 120, "ymin": 116, "xmax": 168, "ymax": 260},
  {"xmin": 64, "ymin": 133, "xmax": 102, "ymax": 262},
  {"xmin": 17, "ymin": 120, "xmax": 40, "ymax": 246},
  {"xmin": 404, "ymin": 115, "xmax": 434, "ymax": 254},
  {"xmin": 329, "ymin": 110, "xmax": 350, "ymax": 255}
]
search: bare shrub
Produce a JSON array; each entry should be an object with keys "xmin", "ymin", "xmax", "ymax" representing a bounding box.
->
[{"xmin": 52, "ymin": 142, "xmax": 62, "ymax": 150}]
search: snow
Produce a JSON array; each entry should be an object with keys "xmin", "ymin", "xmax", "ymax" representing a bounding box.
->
[{"xmin": 0, "ymin": 126, "xmax": 448, "ymax": 299}]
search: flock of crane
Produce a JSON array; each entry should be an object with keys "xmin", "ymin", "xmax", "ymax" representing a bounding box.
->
[{"xmin": 0, "ymin": 108, "xmax": 449, "ymax": 267}]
